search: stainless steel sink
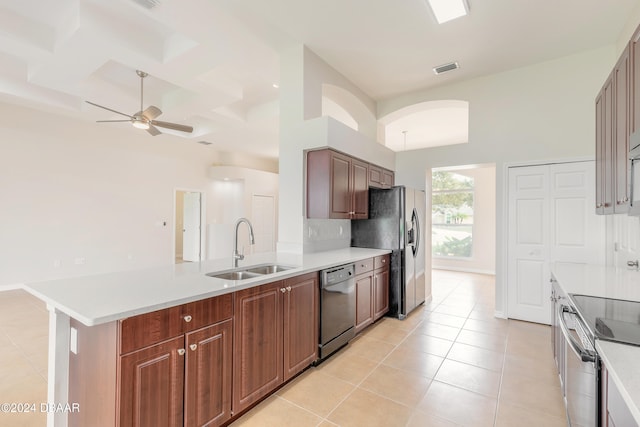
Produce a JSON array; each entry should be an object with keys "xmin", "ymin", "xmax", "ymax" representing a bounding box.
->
[
  {"xmin": 206, "ymin": 270, "xmax": 263, "ymax": 280},
  {"xmin": 205, "ymin": 264, "xmax": 294, "ymax": 280},
  {"xmin": 245, "ymin": 264, "xmax": 294, "ymax": 275}
]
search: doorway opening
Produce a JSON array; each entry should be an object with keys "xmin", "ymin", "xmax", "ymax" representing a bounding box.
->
[
  {"xmin": 430, "ymin": 164, "xmax": 496, "ymax": 275},
  {"xmin": 174, "ymin": 190, "xmax": 203, "ymax": 263}
]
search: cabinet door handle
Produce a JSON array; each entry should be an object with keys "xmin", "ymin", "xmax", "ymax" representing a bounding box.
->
[
  {"xmin": 280, "ymin": 288, "xmax": 286, "ymax": 293},
  {"xmin": 189, "ymin": 344, "xmax": 198, "ymax": 351},
  {"xmin": 177, "ymin": 348, "xmax": 186, "ymax": 356},
  {"xmin": 183, "ymin": 315, "xmax": 192, "ymax": 323},
  {"xmin": 286, "ymin": 286, "xmax": 292, "ymax": 292}
]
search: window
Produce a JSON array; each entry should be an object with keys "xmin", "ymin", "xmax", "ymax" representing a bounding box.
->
[{"xmin": 432, "ymin": 171, "xmax": 474, "ymax": 258}]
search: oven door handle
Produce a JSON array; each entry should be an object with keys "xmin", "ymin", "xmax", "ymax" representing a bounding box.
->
[{"xmin": 558, "ymin": 304, "xmax": 597, "ymax": 363}]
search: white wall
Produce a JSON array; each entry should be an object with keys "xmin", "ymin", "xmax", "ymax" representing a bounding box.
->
[
  {"xmin": 278, "ymin": 45, "xmax": 395, "ymax": 253},
  {"xmin": 432, "ymin": 165, "xmax": 496, "ymax": 274},
  {"xmin": 0, "ymin": 102, "xmax": 251, "ymax": 287},
  {"xmin": 206, "ymin": 166, "xmax": 278, "ymax": 259},
  {"xmin": 381, "ymin": 46, "xmax": 617, "ymax": 317}
]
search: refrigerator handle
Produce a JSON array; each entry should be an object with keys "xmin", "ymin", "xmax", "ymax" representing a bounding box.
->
[{"xmin": 412, "ymin": 207, "xmax": 420, "ymax": 258}]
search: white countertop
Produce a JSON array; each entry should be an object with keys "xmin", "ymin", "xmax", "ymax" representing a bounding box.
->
[
  {"xmin": 552, "ymin": 262, "xmax": 640, "ymax": 424},
  {"xmin": 551, "ymin": 262, "xmax": 640, "ymax": 302},
  {"xmin": 24, "ymin": 248, "xmax": 390, "ymax": 327}
]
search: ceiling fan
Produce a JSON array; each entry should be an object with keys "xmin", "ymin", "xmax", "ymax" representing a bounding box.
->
[{"xmin": 86, "ymin": 70, "xmax": 193, "ymax": 136}]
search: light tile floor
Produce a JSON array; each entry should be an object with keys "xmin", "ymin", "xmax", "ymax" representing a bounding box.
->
[
  {"xmin": 0, "ymin": 270, "xmax": 568, "ymax": 427},
  {"xmin": 232, "ymin": 270, "xmax": 568, "ymax": 427}
]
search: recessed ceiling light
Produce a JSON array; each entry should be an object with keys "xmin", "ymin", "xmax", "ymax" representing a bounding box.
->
[
  {"xmin": 272, "ymin": 83, "xmax": 279, "ymax": 89},
  {"xmin": 426, "ymin": 0, "xmax": 469, "ymax": 24}
]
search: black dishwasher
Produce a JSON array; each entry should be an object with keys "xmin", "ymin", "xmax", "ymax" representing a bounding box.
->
[{"xmin": 318, "ymin": 263, "xmax": 356, "ymax": 361}]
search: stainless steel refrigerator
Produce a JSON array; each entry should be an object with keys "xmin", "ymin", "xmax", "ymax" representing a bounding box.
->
[{"xmin": 351, "ymin": 186, "xmax": 426, "ymax": 319}]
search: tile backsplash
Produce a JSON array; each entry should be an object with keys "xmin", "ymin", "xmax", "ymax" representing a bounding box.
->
[
  {"xmin": 303, "ymin": 219, "xmax": 351, "ymax": 253},
  {"xmin": 612, "ymin": 214, "xmax": 640, "ymax": 268}
]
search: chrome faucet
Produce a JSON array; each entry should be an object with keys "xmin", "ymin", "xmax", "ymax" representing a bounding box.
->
[{"xmin": 233, "ymin": 217, "xmax": 255, "ymax": 267}]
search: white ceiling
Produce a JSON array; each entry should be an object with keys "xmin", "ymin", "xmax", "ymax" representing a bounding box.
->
[{"xmin": 0, "ymin": 0, "xmax": 636, "ymax": 159}]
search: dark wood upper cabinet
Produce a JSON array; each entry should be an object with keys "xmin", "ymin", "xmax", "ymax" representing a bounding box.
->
[
  {"xmin": 614, "ymin": 47, "xmax": 631, "ymax": 213},
  {"xmin": 369, "ymin": 164, "xmax": 395, "ymax": 189},
  {"xmin": 596, "ymin": 74, "xmax": 615, "ymax": 215},
  {"xmin": 632, "ymin": 27, "xmax": 640, "ymax": 136},
  {"xmin": 308, "ymin": 148, "xmax": 394, "ymax": 219},
  {"xmin": 351, "ymin": 158, "xmax": 369, "ymax": 218}
]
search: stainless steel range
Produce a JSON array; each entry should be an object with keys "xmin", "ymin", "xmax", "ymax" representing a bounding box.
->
[{"xmin": 553, "ymin": 289, "xmax": 640, "ymax": 427}]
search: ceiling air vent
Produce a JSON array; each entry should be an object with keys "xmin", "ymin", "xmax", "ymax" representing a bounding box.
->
[
  {"xmin": 131, "ymin": 0, "xmax": 161, "ymax": 9},
  {"xmin": 197, "ymin": 141, "xmax": 213, "ymax": 146},
  {"xmin": 433, "ymin": 61, "xmax": 459, "ymax": 75}
]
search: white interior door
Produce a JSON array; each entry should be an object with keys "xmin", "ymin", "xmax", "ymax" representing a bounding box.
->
[
  {"xmin": 508, "ymin": 161, "xmax": 604, "ymax": 324},
  {"xmin": 549, "ymin": 162, "xmax": 605, "ymax": 266},
  {"xmin": 508, "ymin": 166, "xmax": 550, "ymax": 324},
  {"xmin": 182, "ymin": 192, "xmax": 201, "ymax": 262}
]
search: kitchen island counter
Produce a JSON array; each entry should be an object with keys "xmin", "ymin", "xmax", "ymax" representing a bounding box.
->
[
  {"xmin": 25, "ymin": 248, "xmax": 390, "ymax": 327},
  {"xmin": 25, "ymin": 248, "xmax": 390, "ymax": 427}
]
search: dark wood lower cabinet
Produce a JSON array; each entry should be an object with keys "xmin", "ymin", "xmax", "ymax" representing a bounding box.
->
[
  {"xmin": 355, "ymin": 274, "xmax": 374, "ymax": 334},
  {"xmin": 233, "ymin": 273, "xmax": 319, "ymax": 415},
  {"xmin": 283, "ymin": 273, "xmax": 319, "ymax": 381},
  {"xmin": 233, "ymin": 281, "xmax": 284, "ymax": 414},
  {"xmin": 118, "ymin": 294, "xmax": 234, "ymax": 427},
  {"xmin": 185, "ymin": 319, "xmax": 233, "ymax": 427},
  {"xmin": 116, "ymin": 272, "xmax": 319, "ymax": 426},
  {"xmin": 373, "ymin": 267, "xmax": 389, "ymax": 320},
  {"xmin": 119, "ymin": 336, "xmax": 185, "ymax": 427},
  {"xmin": 355, "ymin": 256, "xmax": 389, "ymax": 333}
]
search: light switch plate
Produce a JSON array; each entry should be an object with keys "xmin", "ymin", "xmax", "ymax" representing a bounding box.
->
[{"xmin": 70, "ymin": 327, "xmax": 78, "ymax": 354}]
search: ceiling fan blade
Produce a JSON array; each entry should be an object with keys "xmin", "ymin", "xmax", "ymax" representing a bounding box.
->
[
  {"xmin": 85, "ymin": 101, "xmax": 133, "ymax": 118},
  {"xmin": 96, "ymin": 120, "xmax": 131, "ymax": 123},
  {"xmin": 141, "ymin": 106, "xmax": 162, "ymax": 120},
  {"xmin": 146, "ymin": 124, "xmax": 162, "ymax": 136},
  {"xmin": 151, "ymin": 120, "xmax": 193, "ymax": 133}
]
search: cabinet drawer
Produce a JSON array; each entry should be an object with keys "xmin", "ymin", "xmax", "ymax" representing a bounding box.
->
[
  {"xmin": 120, "ymin": 294, "xmax": 234, "ymax": 354},
  {"xmin": 120, "ymin": 306, "xmax": 184, "ymax": 355},
  {"xmin": 182, "ymin": 293, "xmax": 233, "ymax": 332},
  {"xmin": 354, "ymin": 258, "xmax": 374, "ymax": 275},
  {"xmin": 374, "ymin": 254, "xmax": 390, "ymax": 270}
]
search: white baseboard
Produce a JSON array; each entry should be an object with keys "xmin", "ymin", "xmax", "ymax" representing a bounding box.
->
[
  {"xmin": 432, "ymin": 266, "xmax": 496, "ymax": 275},
  {"xmin": 0, "ymin": 283, "xmax": 24, "ymax": 291},
  {"xmin": 494, "ymin": 310, "xmax": 507, "ymax": 319}
]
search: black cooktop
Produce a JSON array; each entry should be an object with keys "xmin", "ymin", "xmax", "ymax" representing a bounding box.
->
[{"xmin": 571, "ymin": 294, "xmax": 640, "ymax": 347}]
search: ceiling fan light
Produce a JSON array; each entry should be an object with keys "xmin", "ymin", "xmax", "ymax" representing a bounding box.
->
[{"xmin": 131, "ymin": 119, "xmax": 150, "ymax": 130}]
